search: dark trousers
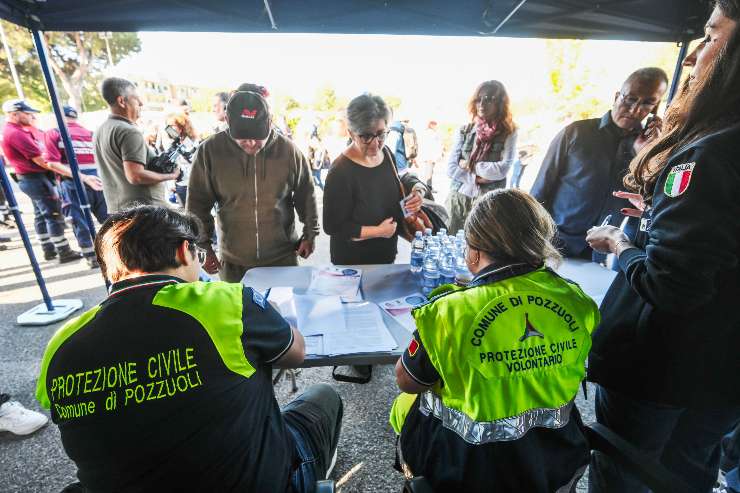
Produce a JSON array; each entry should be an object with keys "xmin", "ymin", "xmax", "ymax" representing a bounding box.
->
[
  {"xmin": 723, "ymin": 423, "xmax": 740, "ymax": 492},
  {"xmin": 220, "ymin": 254, "xmax": 298, "ymax": 283},
  {"xmin": 283, "ymin": 384, "xmax": 343, "ymax": 492},
  {"xmin": 17, "ymin": 174, "xmax": 69, "ymax": 253},
  {"xmin": 60, "ymin": 177, "xmax": 108, "ymax": 255},
  {"xmin": 589, "ymin": 385, "xmax": 740, "ymax": 493},
  {"xmin": 175, "ymin": 184, "xmax": 187, "ymax": 207}
]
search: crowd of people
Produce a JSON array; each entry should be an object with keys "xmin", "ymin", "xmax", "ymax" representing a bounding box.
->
[{"xmin": 0, "ymin": 1, "xmax": 739, "ymax": 491}]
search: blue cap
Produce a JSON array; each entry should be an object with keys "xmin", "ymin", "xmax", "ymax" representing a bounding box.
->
[
  {"xmin": 2, "ymin": 99, "xmax": 40, "ymax": 114},
  {"xmin": 63, "ymin": 105, "xmax": 78, "ymax": 118}
]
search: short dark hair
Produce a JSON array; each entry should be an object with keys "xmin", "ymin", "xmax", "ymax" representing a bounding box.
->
[
  {"xmin": 215, "ymin": 92, "xmax": 230, "ymax": 104},
  {"xmin": 624, "ymin": 67, "xmax": 669, "ymax": 88},
  {"xmin": 95, "ymin": 206, "xmax": 202, "ymax": 282},
  {"xmin": 346, "ymin": 93, "xmax": 391, "ymax": 134},
  {"xmin": 101, "ymin": 77, "xmax": 136, "ymax": 106}
]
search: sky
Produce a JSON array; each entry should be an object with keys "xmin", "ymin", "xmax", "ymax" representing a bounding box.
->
[{"xmin": 114, "ymin": 32, "xmax": 681, "ymax": 123}]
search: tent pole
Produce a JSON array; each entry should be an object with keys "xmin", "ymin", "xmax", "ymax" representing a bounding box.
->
[
  {"xmin": 0, "ymin": 20, "xmax": 24, "ymax": 99},
  {"xmin": 668, "ymin": 39, "xmax": 690, "ymax": 104},
  {"xmin": 30, "ymin": 31, "xmax": 98, "ymax": 257},
  {"xmin": 0, "ymin": 159, "xmax": 53, "ymax": 311}
]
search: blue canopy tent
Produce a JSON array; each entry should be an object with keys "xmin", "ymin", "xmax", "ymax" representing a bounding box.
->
[{"xmin": 0, "ymin": 0, "xmax": 708, "ymax": 324}]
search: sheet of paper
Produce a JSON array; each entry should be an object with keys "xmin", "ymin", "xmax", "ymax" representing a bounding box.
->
[
  {"xmin": 294, "ymin": 294, "xmax": 345, "ymax": 337},
  {"xmin": 265, "ymin": 287, "xmax": 297, "ymax": 328},
  {"xmin": 379, "ymin": 293, "xmax": 426, "ymax": 333},
  {"xmin": 324, "ymin": 302, "xmax": 398, "ymax": 355},
  {"xmin": 303, "ymin": 335, "xmax": 324, "ymax": 355},
  {"xmin": 307, "ymin": 267, "xmax": 363, "ymax": 302}
]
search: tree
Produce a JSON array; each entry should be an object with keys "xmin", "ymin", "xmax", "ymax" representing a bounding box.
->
[
  {"xmin": 0, "ymin": 21, "xmax": 140, "ymax": 111},
  {"xmin": 44, "ymin": 31, "xmax": 140, "ymax": 110}
]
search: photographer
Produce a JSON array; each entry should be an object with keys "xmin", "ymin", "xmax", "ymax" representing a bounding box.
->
[
  {"xmin": 36, "ymin": 205, "xmax": 342, "ymax": 492},
  {"xmin": 159, "ymin": 113, "xmax": 199, "ymax": 206},
  {"xmin": 94, "ymin": 77, "xmax": 180, "ymax": 213}
]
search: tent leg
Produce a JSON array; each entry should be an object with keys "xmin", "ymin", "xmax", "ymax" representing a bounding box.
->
[
  {"xmin": 668, "ymin": 39, "xmax": 690, "ymax": 104},
  {"xmin": 0, "ymin": 161, "xmax": 82, "ymax": 325},
  {"xmin": 30, "ymin": 31, "xmax": 99, "ymax": 259}
]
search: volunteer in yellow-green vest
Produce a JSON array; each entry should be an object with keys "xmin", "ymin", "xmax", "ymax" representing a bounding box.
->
[
  {"xmin": 390, "ymin": 189, "xmax": 600, "ymax": 492},
  {"xmin": 35, "ymin": 206, "xmax": 343, "ymax": 493}
]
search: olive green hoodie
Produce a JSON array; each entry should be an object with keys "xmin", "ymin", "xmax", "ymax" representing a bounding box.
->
[{"xmin": 187, "ymin": 128, "xmax": 318, "ymax": 267}]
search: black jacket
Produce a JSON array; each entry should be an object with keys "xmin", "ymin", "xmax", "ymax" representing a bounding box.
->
[{"xmin": 588, "ymin": 122, "xmax": 740, "ymax": 407}]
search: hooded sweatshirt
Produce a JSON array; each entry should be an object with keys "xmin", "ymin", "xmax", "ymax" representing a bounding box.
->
[{"xmin": 187, "ymin": 129, "xmax": 318, "ymax": 267}]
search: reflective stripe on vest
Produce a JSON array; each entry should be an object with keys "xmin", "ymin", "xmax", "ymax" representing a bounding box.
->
[{"xmin": 418, "ymin": 390, "xmax": 575, "ymax": 444}]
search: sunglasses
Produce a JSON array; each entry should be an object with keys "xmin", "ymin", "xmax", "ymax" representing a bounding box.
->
[{"xmin": 356, "ymin": 130, "xmax": 389, "ymax": 145}]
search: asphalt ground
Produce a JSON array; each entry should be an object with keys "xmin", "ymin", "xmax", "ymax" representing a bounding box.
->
[{"xmin": 0, "ymin": 167, "xmax": 594, "ymax": 492}]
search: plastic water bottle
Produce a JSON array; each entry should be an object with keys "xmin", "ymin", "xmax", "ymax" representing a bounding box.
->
[
  {"xmin": 454, "ymin": 250, "xmax": 473, "ymax": 286},
  {"xmin": 423, "ymin": 228, "xmax": 433, "ymax": 247},
  {"xmin": 410, "ymin": 231, "xmax": 424, "ymax": 274},
  {"xmin": 422, "ymin": 252, "xmax": 440, "ymax": 296},
  {"xmin": 439, "ymin": 251, "xmax": 455, "ymax": 285}
]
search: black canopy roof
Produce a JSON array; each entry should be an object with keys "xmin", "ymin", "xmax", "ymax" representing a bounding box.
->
[{"xmin": 1, "ymin": 0, "xmax": 709, "ymax": 41}]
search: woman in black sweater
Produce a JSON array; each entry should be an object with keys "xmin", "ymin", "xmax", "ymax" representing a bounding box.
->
[{"xmin": 323, "ymin": 93, "xmax": 423, "ymax": 265}]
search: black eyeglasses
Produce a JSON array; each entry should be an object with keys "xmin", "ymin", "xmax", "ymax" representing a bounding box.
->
[
  {"xmin": 619, "ymin": 93, "xmax": 658, "ymax": 111},
  {"xmin": 356, "ymin": 130, "xmax": 389, "ymax": 145},
  {"xmin": 475, "ymin": 94, "xmax": 498, "ymax": 105}
]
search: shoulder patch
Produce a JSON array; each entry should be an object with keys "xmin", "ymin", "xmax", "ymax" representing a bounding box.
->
[
  {"xmin": 408, "ymin": 337, "xmax": 420, "ymax": 357},
  {"xmin": 251, "ymin": 289, "xmax": 266, "ymax": 310},
  {"xmin": 664, "ymin": 162, "xmax": 695, "ymax": 198}
]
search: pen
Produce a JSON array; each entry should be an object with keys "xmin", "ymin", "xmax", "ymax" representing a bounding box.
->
[{"xmin": 600, "ymin": 215, "xmax": 612, "ymax": 227}]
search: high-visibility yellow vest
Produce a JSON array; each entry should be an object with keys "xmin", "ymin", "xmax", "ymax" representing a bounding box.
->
[{"xmin": 391, "ymin": 266, "xmax": 600, "ymax": 443}]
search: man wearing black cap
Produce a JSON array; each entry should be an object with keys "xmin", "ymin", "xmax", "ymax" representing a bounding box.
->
[
  {"xmin": 45, "ymin": 105, "xmax": 108, "ymax": 268},
  {"xmin": 187, "ymin": 86, "xmax": 319, "ymax": 282},
  {"xmin": 1, "ymin": 99, "xmax": 82, "ymax": 263}
]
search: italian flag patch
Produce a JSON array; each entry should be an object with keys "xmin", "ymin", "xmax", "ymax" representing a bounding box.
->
[{"xmin": 664, "ymin": 162, "xmax": 695, "ymax": 198}]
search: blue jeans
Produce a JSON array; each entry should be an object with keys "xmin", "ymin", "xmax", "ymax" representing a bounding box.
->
[
  {"xmin": 722, "ymin": 424, "xmax": 740, "ymax": 492},
  {"xmin": 283, "ymin": 384, "xmax": 343, "ymax": 493},
  {"xmin": 60, "ymin": 175, "xmax": 108, "ymax": 254},
  {"xmin": 17, "ymin": 173, "xmax": 69, "ymax": 253},
  {"xmin": 589, "ymin": 385, "xmax": 740, "ymax": 493}
]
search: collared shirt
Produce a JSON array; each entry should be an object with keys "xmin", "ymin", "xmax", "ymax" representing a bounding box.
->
[
  {"xmin": 1, "ymin": 121, "xmax": 46, "ymax": 175},
  {"xmin": 36, "ymin": 274, "xmax": 297, "ymax": 492},
  {"xmin": 531, "ymin": 111, "xmax": 638, "ymax": 257},
  {"xmin": 44, "ymin": 121, "xmax": 97, "ymax": 172}
]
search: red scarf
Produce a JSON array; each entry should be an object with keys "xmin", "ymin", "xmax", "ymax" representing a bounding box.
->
[{"xmin": 468, "ymin": 117, "xmax": 497, "ymax": 166}]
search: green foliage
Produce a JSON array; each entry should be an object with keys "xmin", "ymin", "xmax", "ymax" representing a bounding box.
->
[{"xmin": 0, "ymin": 21, "xmax": 140, "ymax": 112}]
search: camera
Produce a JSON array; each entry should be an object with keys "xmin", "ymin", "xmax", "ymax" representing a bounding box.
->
[{"xmin": 147, "ymin": 125, "xmax": 197, "ymax": 175}]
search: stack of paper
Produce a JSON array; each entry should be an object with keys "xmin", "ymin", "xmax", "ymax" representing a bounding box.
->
[
  {"xmin": 265, "ymin": 287, "xmax": 396, "ymax": 355},
  {"xmin": 307, "ymin": 267, "xmax": 363, "ymax": 302},
  {"xmin": 379, "ymin": 293, "xmax": 427, "ymax": 333}
]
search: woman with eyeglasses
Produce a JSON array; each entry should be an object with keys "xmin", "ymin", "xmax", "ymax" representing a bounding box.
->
[
  {"xmin": 446, "ymin": 80, "xmax": 518, "ymax": 234},
  {"xmin": 585, "ymin": 1, "xmax": 740, "ymax": 491},
  {"xmin": 323, "ymin": 93, "xmax": 423, "ymax": 265}
]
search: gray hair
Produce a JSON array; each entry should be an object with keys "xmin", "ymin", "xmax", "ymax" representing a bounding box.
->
[
  {"xmin": 101, "ymin": 77, "xmax": 136, "ymax": 106},
  {"xmin": 346, "ymin": 93, "xmax": 391, "ymax": 134},
  {"xmin": 624, "ymin": 67, "xmax": 669, "ymax": 88}
]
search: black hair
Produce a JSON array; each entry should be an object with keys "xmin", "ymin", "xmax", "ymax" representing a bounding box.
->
[
  {"xmin": 95, "ymin": 206, "xmax": 202, "ymax": 282},
  {"xmin": 215, "ymin": 92, "xmax": 230, "ymax": 104},
  {"xmin": 101, "ymin": 77, "xmax": 136, "ymax": 106}
]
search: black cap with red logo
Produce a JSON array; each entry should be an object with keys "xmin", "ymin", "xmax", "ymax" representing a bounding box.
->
[{"xmin": 227, "ymin": 91, "xmax": 271, "ymax": 140}]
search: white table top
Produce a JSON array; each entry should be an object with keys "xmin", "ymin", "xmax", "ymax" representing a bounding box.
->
[{"xmin": 242, "ymin": 258, "xmax": 616, "ymax": 367}]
